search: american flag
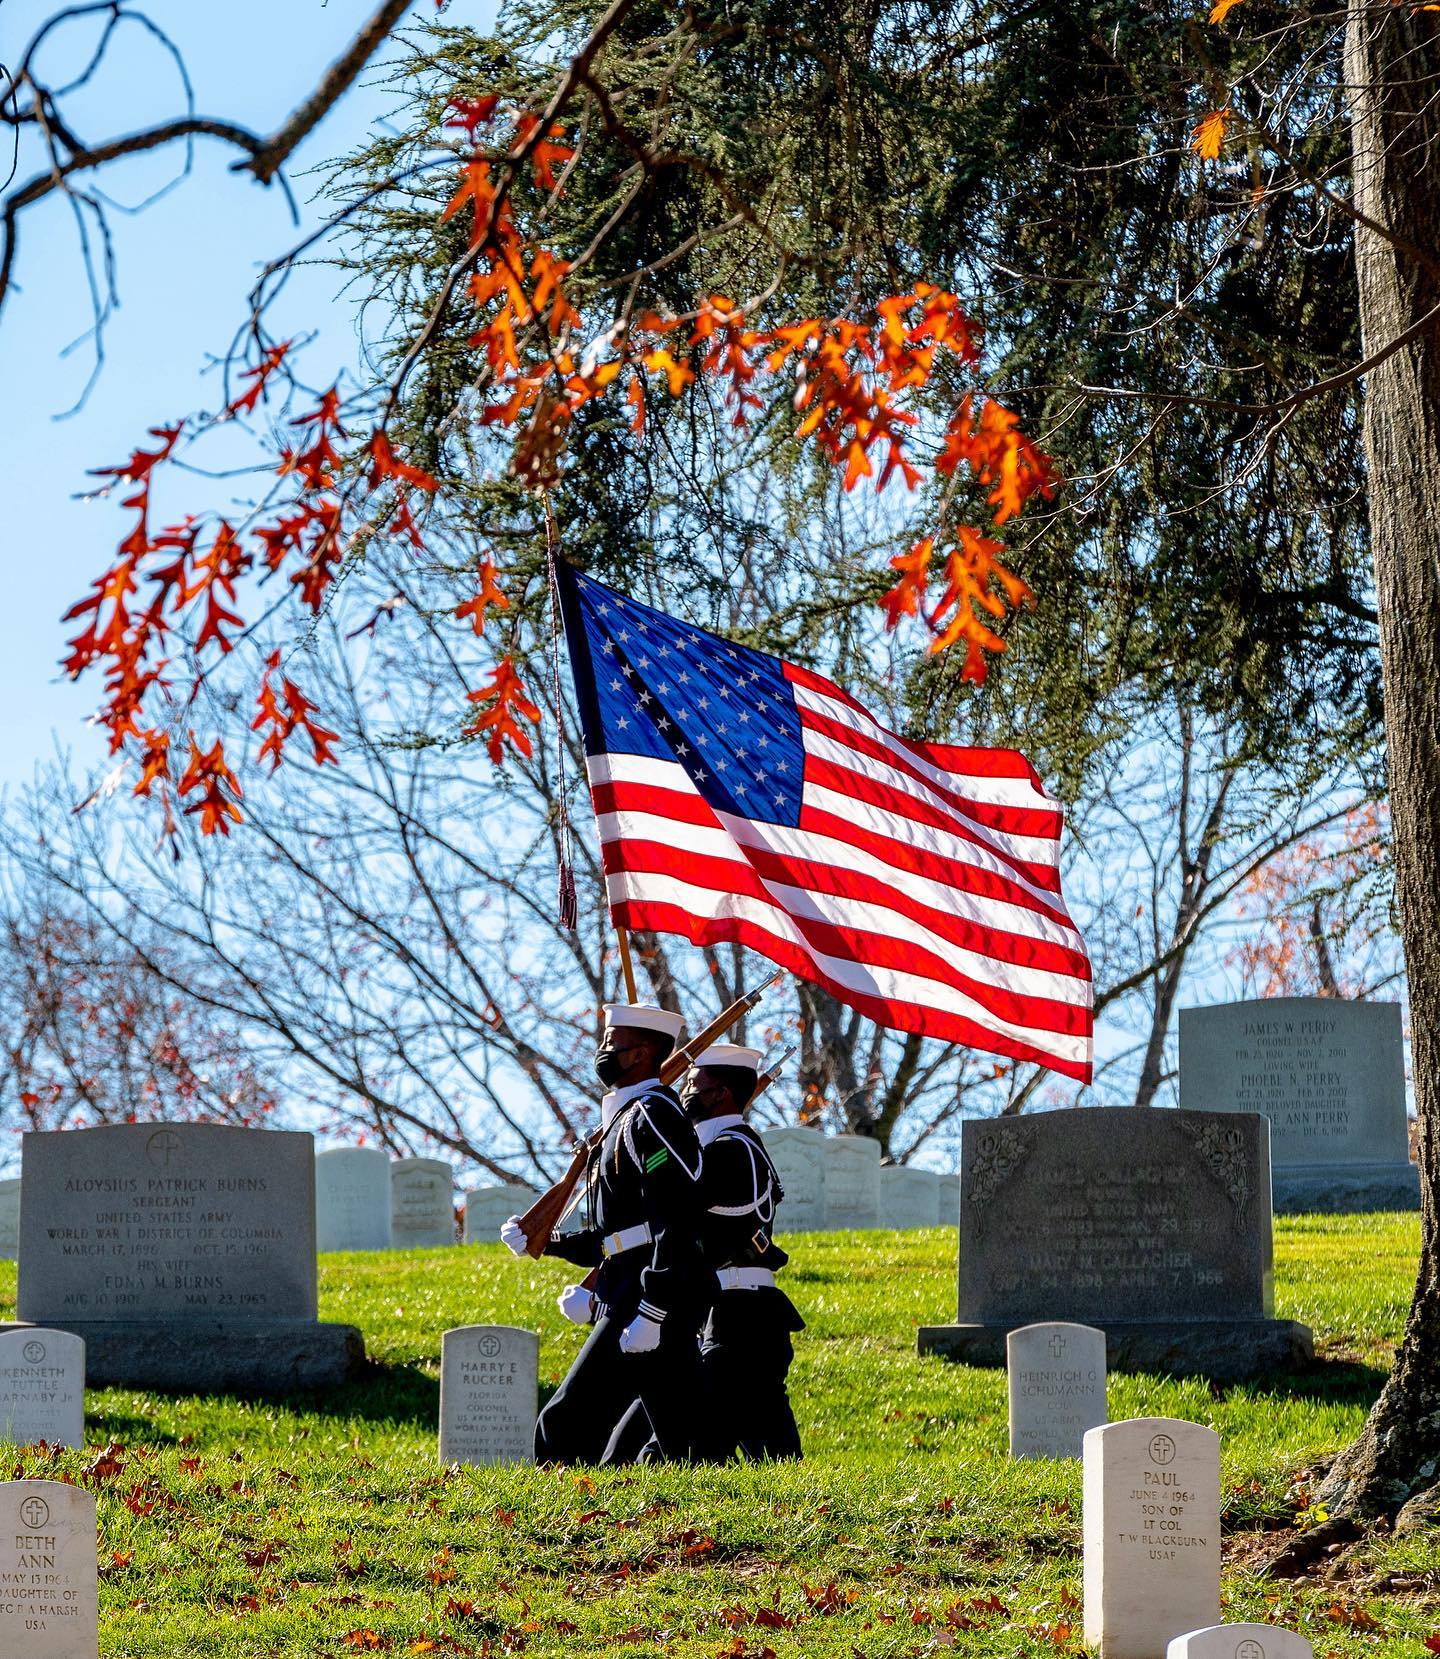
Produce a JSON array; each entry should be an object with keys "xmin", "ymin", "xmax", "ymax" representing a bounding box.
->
[{"xmin": 555, "ymin": 563, "xmax": 1093, "ymax": 1082}]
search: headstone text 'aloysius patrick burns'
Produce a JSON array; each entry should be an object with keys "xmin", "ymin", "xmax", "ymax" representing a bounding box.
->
[{"xmin": 4, "ymin": 1124, "xmax": 363, "ymax": 1391}]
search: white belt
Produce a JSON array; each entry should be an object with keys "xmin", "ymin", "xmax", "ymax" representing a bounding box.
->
[
  {"xmin": 601, "ymin": 1223, "xmax": 653, "ymax": 1258},
  {"xmin": 715, "ymin": 1266, "xmax": 775, "ymax": 1291}
]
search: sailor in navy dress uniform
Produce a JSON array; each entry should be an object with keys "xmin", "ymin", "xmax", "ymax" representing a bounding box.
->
[
  {"xmin": 501, "ymin": 1003, "xmax": 714, "ymax": 1463},
  {"xmin": 683, "ymin": 1043, "xmax": 804, "ymax": 1460}
]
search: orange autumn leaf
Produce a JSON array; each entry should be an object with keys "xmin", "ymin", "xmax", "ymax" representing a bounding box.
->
[
  {"xmin": 176, "ymin": 734, "xmax": 243, "ymax": 836},
  {"xmin": 1208, "ymin": 0, "xmax": 1244, "ymax": 20},
  {"xmin": 511, "ymin": 113, "xmax": 574, "ymax": 192},
  {"xmin": 928, "ymin": 526, "xmax": 1034, "ymax": 682},
  {"xmin": 252, "ymin": 651, "xmax": 339, "ymax": 771},
  {"xmin": 880, "ymin": 537, "xmax": 933, "ymax": 630},
  {"xmin": 938, "ymin": 395, "xmax": 1058, "ymax": 524},
  {"xmin": 627, "ymin": 374, "xmax": 646, "ymax": 433},
  {"xmin": 132, "ymin": 729, "xmax": 171, "ymax": 799},
  {"xmin": 464, "ymin": 657, "xmax": 542, "ymax": 763},
  {"xmin": 445, "ymin": 94, "xmax": 501, "ymax": 143},
  {"xmin": 641, "ymin": 346, "xmax": 695, "ymax": 396},
  {"xmin": 440, "ymin": 158, "xmax": 497, "ymax": 246},
  {"xmin": 454, "ymin": 558, "xmax": 509, "ymax": 636},
  {"xmin": 367, "ymin": 430, "xmax": 439, "ymax": 494},
  {"xmin": 1192, "ymin": 108, "xmax": 1232, "ymax": 160},
  {"xmin": 225, "ymin": 341, "xmax": 292, "ymax": 419}
]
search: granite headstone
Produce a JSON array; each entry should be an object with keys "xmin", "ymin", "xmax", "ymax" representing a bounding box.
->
[
  {"xmin": 463, "ymin": 1185, "xmax": 540, "ymax": 1244},
  {"xmin": 7, "ymin": 1124, "xmax": 362, "ymax": 1390},
  {"xmin": 1007, "ymin": 1321, "xmax": 1106, "ymax": 1459},
  {"xmin": 761, "ymin": 1129, "xmax": 828, "ymax": 1231},
  {"xmin": 391, "ymin": 1158, "xmax": 456, "ymax": 1248},
  {"xmin": 1168, "ymin": 1626, "xmax": 1312, "ymax": 1659},
  {"xmin": 0, "ymin": 1177, "xmax": 18, "ymax": 1261},
  {"xmin": 438, "ymin": 1325, "xmax": 538, "ymax": 1466},
  {"xmin": 917, "ymin": 1108, "xmax": 1312, "ymax": 1377},
  {"xmin": 315, "ymin": 1147, "xmax": 393, "ymax": 1252},
  {"xmin": 0, "ymin": 1478, "xmax": 99, "ymax": 1658},
  {"xmin": 1180, "ymin": 998, "xmax": 1417, "ymax": 1211},
  {"xmin": 0, "ymin": 1330, "xmax": 85, "ymax": 1449},
  {"xmin": 938, "ymin": 1172, "xmax": 961, "ymax": 1227},
  {"xmin": 1083, "ymin": 1417, "xmax": 1221, "ymax": 1659},
  {"xmin": 824, "ymin": 1135, "xmax": 880, "ymax": 1229},
  {"xmin": 881, "ymin": 1166, "xmax": 943, "ymax": 1229}
]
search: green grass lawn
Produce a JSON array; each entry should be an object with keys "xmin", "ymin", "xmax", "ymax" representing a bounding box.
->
[{"xmin": 1, "ymin": 1214, "xmax": 1435, "ymax": 1657}]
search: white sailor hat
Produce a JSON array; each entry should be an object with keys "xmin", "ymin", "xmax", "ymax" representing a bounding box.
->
[
  {"xmin": 693, "ymin": 1043, "xmax": 763, "ymax": 1072},
  {"xmin": 602, "ymin": 1003, "xmax": 687, "ymax": 1042}
]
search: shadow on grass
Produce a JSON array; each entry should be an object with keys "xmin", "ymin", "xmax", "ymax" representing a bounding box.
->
[
  {"xmin": 1210, "ymin": 1355, "xmax": 1389, "ymax": 1406},
  {"xmin": 296, "ymin": 1359, "xmax": 442, "ymax": 1426},
  {"xmin": 258, "ymin": 1361, "xmax": 560, "ymax": 1425},
  {"xmin": 86, "ymin": 1412, "xmax": 184, "ymax": 1446},
  {"xmin": 88, "ymin": 1360, "xmax": 446, "ymax": 1428},
  {"xmin": 274, "ymin": 1362, "xmax": 562, "ymax": 1426}
]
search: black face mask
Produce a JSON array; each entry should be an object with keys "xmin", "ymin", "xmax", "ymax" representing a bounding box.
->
[
  {"xmin": 594, "ymin": 1049, "xmax": 631, "ymax": 1088},
  {"xmin": 681, "ymin": 1087, "xmax": 724, "ymax": 1121}
]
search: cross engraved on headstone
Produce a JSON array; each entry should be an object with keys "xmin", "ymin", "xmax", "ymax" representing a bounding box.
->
[
  {"xmin": 1050, "ymin": 1332, "xmax": 1067, "ymax": 1360},
  {"xmin": 145, "ymin": 1128, "xmax": 182, "ymax": 1167},
  {"xmin": 23, "ymin": 1338, "xmax": 46, "ymax": 1364},
  {"xmin": 1149, "ymin": 1431, "xmax": 1176, "ymax": 1465},
  {"xmin": 1165, "ymin": 1622, "xmax": 1309, "ymax": 1659},
  {"xmin": 20, "ymin": 1493, "xmax": 50, "ymax": 1528}
]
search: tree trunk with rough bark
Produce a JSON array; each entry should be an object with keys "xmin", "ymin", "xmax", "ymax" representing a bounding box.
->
[{"xmin": 1317, "ymin": 2, "xmax": 1440, "ymax": 1519}]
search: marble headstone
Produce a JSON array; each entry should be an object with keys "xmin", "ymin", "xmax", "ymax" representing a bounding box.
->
[
  {"xmin": 9, "ymin": 1124, "xmax": 362, "ymax": 1391},
  {"xmin": 917, "ymin": 1108, "xmax": 1313, "ymax": 1377},
  {"xmin": 391, "ymin": 1158, "xmax": 456, "ymax": 1248},
  {"xmin": 761, "ymin": 1129, "xmax": 827, "ymax": 1231},
  {"xmin": 0, "ymin": 1177, "xmax": 18, "ymax": 1261},
  {"xmin": 824, "ymin": 1135, "xmax": 880, "ymax": 1229},
  {"xmin": 881, "ymin": 1166, "xmax": 943, "ymax": 1228},
  {"xmin": 0, "ymin": 1479, "xmax": 99, "ymax": 1658},
  {"xmin": 938, "ymin": 1173, "xmax": 961, "ymax": 1227},
  {"xmin": 1083, "ymin": 1417, "xmax": 1221, "ymax": 1659},
  {"xmin": 439, "ymin": 1325, "xmax": 538, "ymax": 1466},
  {"xmin": 315, "ymin": 1146, "xmax": 393, "ymax": 1252},
  {"xmin": 1007, "ymin": 1321, "xmax": 1106, "ymax": 1459},
  {"xmin": 1168, "ymin": 1626, "xmax": 1312, "ymax": 1659},
  {"xmin": 1180, "ymin": 998, "xmax": 1417, "ymax": 1211},
  {"xmin": 19, "ymin": 1124, "xmax": 318, "ymax": 1322},
  {"xmin": 463, "ymin": 1185, "xmax": 540, "ymax": 1244},
  {"xmin": 0, "ymin": 1330, "xmax": 85, "ymax": 1449}
]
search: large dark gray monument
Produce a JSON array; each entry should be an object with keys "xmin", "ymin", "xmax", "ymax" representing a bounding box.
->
[
  {"xmin": 1179, "ymin": 998, "xmax": 1418, "ymax": 1212},
  {"xmin": 917, "ymin": 1108, "xmax": 1312, "ymax": 1378},
  {"xmin": 4, "ymin": 1124, "xmax": 364, "ymax": 1392}
]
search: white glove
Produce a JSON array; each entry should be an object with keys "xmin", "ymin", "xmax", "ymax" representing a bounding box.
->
[
  {"xmin": 618, "ymin": 1312, "xmax": 662, "ymax": 1355},
  {"xmin": 499, "ymin": 1216, "xmax": 529, "ymax": 1257},
  {"xmin": 558, "ymin": 1284, "xmax": 595, "ymax": 1325}
]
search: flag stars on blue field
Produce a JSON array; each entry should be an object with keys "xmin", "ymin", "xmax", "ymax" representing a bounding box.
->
[{"xmin": 573, "ymin": 569, "xmax": 807, "ymax": 829}]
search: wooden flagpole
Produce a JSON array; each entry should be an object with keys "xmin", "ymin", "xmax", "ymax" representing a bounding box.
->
[{"xmin": 615, "ymin": 923, "xmax": 638, "ymax": 1003}]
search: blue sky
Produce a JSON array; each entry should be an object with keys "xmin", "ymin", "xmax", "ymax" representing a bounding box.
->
[{"xmin": 0, "ymin": 0, "xmax": 495, "ymax": 796}]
